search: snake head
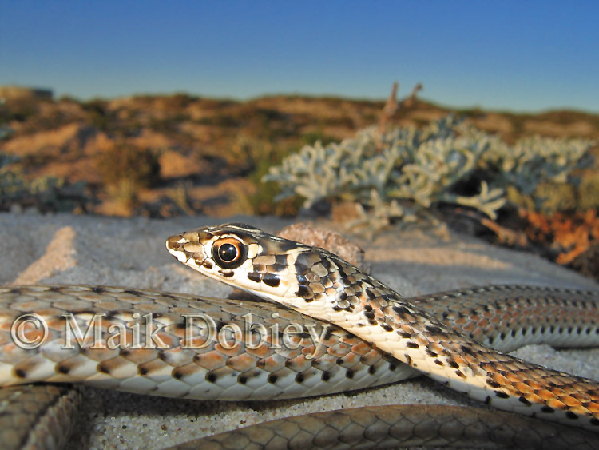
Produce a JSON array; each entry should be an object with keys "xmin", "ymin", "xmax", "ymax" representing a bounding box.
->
[
  {"xmin": 166, "ymin": 223, "xmax": 376, "ymax": 317},
  {"xmin": 166, "ymin": 223, "xmax": 307, "ymax": 302}
]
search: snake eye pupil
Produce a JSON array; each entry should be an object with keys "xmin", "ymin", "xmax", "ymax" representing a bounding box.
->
[{"xmin": 218, "ymin": 243, "xmax": 237, "ymax": 262}]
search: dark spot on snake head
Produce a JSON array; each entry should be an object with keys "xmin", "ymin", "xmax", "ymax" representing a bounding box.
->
[
  {"xmin": 296, "ymin": 285, "xmax": 312, "ymax": 299},
  {"xmin": 138, "ymin": 367, "xmax": 149, "ymax": 376},
  {"xmin": 267, "ymin": 374, "xmax": 278, "ymax": 384},
  {"xmin": 274, "ymin": 254, "xmax": 287, "ymax": 265},
  {"xmin": 203, "ymin": 261, "xmax": 212, "ymax": 270},
  {"xmin": 322, "ymin": 371, "xmax": 331, "ymax": 381},
  {"xmin": 495, "ymin": 391, "xmax": 509, "ymax": 399},
  {"xmin": 248, "ymin": 272, "xmax": 262, "ymax": 283},
  {"xmin": 295, "ymin": 373, "xmax": 304, "ymax": 383},
  {"xmin": 238, "ymin": 375, "xmax": 248, "ymax": 384},
  {"xmin": 262, "ymin": 273, "xmax": 280, "ymax": 288},
  {"xmin": 296, "ymin": 274, "xmax": 308, "ymax": 284},
  {"xmin": 13, "ymin": 368, "xmax": 27, "ymax": 379},
  {"xmin": 590, "ymin": 418, "xmax": 599, "ymax": 426},
  {"xmin": 565, "ymin": 411, "xmax": 578, "ymax": 420}
]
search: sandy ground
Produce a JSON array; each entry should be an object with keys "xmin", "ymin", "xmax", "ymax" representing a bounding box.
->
[{"xmin": 1, "ymin": 212, "xmax": 598, "ymax": 449}]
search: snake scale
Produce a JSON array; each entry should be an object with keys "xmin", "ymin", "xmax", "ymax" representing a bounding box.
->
[{"xmin": 1, "ymin": 222, "xmax": 599, "ymax": 448}]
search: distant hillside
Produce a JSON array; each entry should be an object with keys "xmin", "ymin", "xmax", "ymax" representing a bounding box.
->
[{"xmin": 1, "ymin": 93, "xmax": 598, "ymax": 217}]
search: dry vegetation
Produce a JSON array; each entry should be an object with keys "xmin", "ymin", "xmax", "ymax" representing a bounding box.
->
[{"xmin": 1, "ymin": 91, "xmax": 598, "ymax": 218}]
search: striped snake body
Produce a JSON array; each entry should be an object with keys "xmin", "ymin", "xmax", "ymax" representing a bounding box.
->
[
  {"xmin": 2, "ymin": 222, "xmax": 599, "ymax": 448},
  {"xmin": 166, "ymin": 223, "xmax": 599, "ymax": 432}
]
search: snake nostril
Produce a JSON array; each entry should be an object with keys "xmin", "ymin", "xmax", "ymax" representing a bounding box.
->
[{"xmin": 166, "ymin": 234, "xmax": 187, "ymax": 250}]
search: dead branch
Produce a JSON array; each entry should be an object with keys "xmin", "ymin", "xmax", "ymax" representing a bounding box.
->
[{"xmin": 376, "ymin": 81, "xmax": 423, "ymax": 151}]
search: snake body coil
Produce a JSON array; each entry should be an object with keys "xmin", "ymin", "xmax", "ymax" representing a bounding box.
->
[
  {"xmin": 166, "ymin": 223, "xmax": 599, "ymax": 431},
  {"xmin": 2, "ymin": 222, "xmax": 599, "ymax": 448}
]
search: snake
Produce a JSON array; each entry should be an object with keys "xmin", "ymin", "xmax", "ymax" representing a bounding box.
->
[{"xmin": 1, "ymin": 222, "xmax": 599, "ymax": 448}]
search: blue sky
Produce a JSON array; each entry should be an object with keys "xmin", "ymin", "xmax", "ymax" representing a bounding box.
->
[{"xmin": 1, "ymin": 1, "xmax": 598, "ymax": 112}]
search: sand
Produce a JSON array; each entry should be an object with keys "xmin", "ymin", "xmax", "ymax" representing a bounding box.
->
[{"xmin": 0, "ymin": 212, "xmax": 597, "ymax": 449}]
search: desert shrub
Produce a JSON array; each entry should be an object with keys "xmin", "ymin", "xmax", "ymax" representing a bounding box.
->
[
  {"xmin": 0, "ymin": 101, "xmax": 87, "ymax": 212},
  {"xmin": 0, "ymin": 98, "xmax": 38, "ymax": 123},
  {"xmin": 82, "ymin": 98, "xmax": 110, "ymax": 131},
  {"xmin": 241, "ymin": 159, "xmax": 303, "ymax": 216},
  {"xmin": 1, "ymin": 152, "xmax": 87, "ymax": 213},
  {"xmin": 264, "ymin": 114, "xmax": 595, "ymax": 234},
  {"xmin": 231, "ymin": 136, "xmax": 307, "ymax": 216},
  {"xmin": 300, "ymin": 131, "xmax": 338, "ymax": 147},
  {"xmin": 96, "ymin": 143, "xmax": 161, "ymax": 189}
]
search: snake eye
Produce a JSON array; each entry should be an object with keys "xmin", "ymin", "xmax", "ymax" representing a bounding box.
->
[
  {"xmin": 218, "ymin": 244, "xmax": 237, "ymax": 262},
  {"xmin": 212, "ymin": 238, "xmax": 247, "ymax": 269}
]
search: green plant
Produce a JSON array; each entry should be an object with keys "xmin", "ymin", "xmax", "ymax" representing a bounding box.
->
[{"xmin": 242, "ymin": 159, "xmax": 303, "ymax": 216}]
